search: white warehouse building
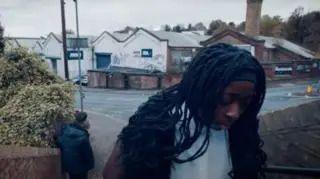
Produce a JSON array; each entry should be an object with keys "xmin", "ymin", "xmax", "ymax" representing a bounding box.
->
[
  {"xmin": 93, "ymin": 28, "xmax": 168, "ymax": 72},
  {"xmin": 92, "ymin": 28, "xmax": 210, "ymax": 73},
  {"xmin": 42, "ymin": 33, "xmax": 96, "ymax": 79},
  {"xmin": 5, "ymin": 29, "xmax": 210, "ymax": 80}
]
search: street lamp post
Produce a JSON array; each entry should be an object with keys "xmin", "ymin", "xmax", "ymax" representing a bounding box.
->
[{"xmin": 73, "ymin": 0, "xmax": 84, "ymax": 112}]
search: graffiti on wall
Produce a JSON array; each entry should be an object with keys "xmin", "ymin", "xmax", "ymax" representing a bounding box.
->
[
  {"xmin": 112, "ymin": 51, "xmax": 165, "ymax": 72},
  {"xmin": 139, "ymin": 54, "xmax": 165, "ymax": 72},
  {"xmin": 112, "ymin": 52, "xmax": 129, "ymax": 65}
]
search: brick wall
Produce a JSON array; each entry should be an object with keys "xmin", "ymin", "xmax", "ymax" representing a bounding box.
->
[
  {"xmin": 88, "ymin": 71, "xmax": 107, "ymax": 88},
  {"xmin": 245, "ymin": 0, "xmax": 263, "ymax": 36},
  {"xmin": 261, "ymin": 64, "xmax": 275, "ymax": 79},
  {"xmin": 107, "ymin": 73, "xmax": 126, "ymax": 89},
  {"xmin": 254, "ymin": 44, "xmax": 268, "ymax": 61},
  {"xmin": 260, "ymin": 100, "xmax": 320, "ymax": 171},
  {"xmin": 167, "ymin": 48, "xmax": 173, "ymax": 73},
  {"xmin": 0, "ymin": 146, "xmax": 64, "ymax": 179},
  {"xmin": 161, "ymin": 74, "xmax": 182, "ymax": 89},
  {"xmin": 128, "ymin": 75, "xmax": 159, "ymax": 89}
]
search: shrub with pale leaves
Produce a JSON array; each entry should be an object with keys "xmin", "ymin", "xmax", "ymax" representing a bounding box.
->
[{"xmin": 0, "ymin": 48, "xmax": 75, "ymax": 147}]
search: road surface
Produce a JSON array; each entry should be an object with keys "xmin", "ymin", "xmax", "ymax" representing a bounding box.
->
[{"xmin": 76, "ymin": 81, "xmax": 320, "ymax": 120}]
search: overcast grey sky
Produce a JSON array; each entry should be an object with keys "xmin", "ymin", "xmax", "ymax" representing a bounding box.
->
[{"xmin": 0, "ymin": 0, "xmax": 319, "ymax": 37}]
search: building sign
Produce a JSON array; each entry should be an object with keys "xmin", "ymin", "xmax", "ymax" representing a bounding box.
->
[
  {"xmin": 67, "ymin": 50, "xmax": 83, "ymax": 60},
  {"xmin": 141, "ymin": 49, "xmax": 153, "ymax": 58}
]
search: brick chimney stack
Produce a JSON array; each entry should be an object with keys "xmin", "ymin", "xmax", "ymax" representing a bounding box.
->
[{"xmin": 245, "ymin": 0, "xmax": 263, "ymax": 36}]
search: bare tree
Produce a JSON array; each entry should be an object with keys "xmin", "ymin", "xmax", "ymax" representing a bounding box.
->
[
  {"xmin": 163, "ymin": 24, "xmax": 172, "ymax": 32},
  {"xmin": 172, "ymin": 25, "xmax": 182, "ymax": 32},
  {"xmin": 283, "ymin": 7, "xmax": 304, "ymax": 44},
  {"xmin": 283, "ymin": 7, "xmax": 320, "ymax": 52},
  {"xmin": 193, "ymin": 22, "xmax": 207, "ymax": 31},
  {"xmin": 206, "ymin": 20, "xmax": 227, "ymax": 35},
  {"xmin": 187, "ymin": 23, "xmax": 193, "ymax": 31},
  {"xmin": 172, "ymin": 24, "xmax": 185, "ymax": 32},
  {"xmin": 236, "ymin": 21, "xmax": 246, "ymax": 32},
  {"xmin": 228, "ymin": 22, "xmax": 236, "ymax": 30}
]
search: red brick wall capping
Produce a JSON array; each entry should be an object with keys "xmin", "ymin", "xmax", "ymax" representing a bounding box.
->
[{"xmin": 0, "ymin": 145, "xmax": 64, "ymax": 179}]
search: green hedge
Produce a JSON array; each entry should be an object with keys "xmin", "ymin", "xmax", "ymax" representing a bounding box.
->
[{"xmin": 0, "ymin": 48, "xmax": 75, "ymax": 147}]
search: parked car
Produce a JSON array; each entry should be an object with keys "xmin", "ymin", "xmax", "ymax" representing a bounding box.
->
[{"xmin": 72, "ymin": 75, "xmax": 88, "ymax": 86}]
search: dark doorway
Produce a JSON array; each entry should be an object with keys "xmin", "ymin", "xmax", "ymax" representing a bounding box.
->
[
  {"xmin": 96, "ymin": 53, "xmax": 111, "ymax": 69},
  {"xmin": 51, "ymin": 58, "xmax": 58, "ymax": 74}
]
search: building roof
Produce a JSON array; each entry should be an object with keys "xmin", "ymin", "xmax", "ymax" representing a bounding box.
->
[
  {"xmin": 4, "ymin": 37, "xmax": 43, "ymax": 50},
  {"xmin": 17, "ymin": 38, "xmax": 41, "ymax": 48},
  {"xmin": 149, "ymin": 30, "xmax": 206, "ymax": 48},
  {"xmin": 51, "ymin": 33, "xmax": 97, "ymax": 44},
  {"xmin": 92, "ymin": 31, "xmax": 121, "ymax": 44},
  {"xmin": 4, "ymin": 38, "xmax": 19, "ymax": 47},
  {"xmin": 255, "ymin": 36, "xmax": 315, "ymax": 59},
  {"xmin": 48, "ymin": 33, "xmax": 62, "ymax": 43},
  {"xmin": 45, "ymin": 33, "xmax": 97, "ymax": 48},
  {"xmin": 93, "ymin": 28, "xmax": 208, "ymax": 48},
  {"xmin": 111, "ymin": 32, "xmax": 131, "ymax": 41},
  {"xmin": 182, "ymin": 31, "xmax": 206, "ymax": 36},
  {"xmin": 182, "ymin": 32, "xmax": 211, "ymax": 44},
  {"xmin": 201, "ymin": 29, "xmax": 316, "ymax": 59},
  {"xmin": 201, "ymin": 28, "xmax": 264, "ymax": 46}
]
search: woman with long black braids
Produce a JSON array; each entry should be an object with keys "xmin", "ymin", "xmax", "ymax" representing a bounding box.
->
[{"xmin": 103, "ymin": 43, "xmax": 267, "ymax": 179}]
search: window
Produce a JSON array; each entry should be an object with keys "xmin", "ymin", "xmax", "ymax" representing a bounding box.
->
[
  {"xmin": 170, "ymin": 49, "xmax": 193, "ymax": 73},
  {"xmin": 312, "ymin": 63, "xmax": 318, "ymax": 68},
  {"xmin": 296, "ymin": 65, "xmax": 304, "ymax": 71},
  {"xmin": 181, "ymin": 50, "xmax": 192, "ymax": 57},
  {"xmin": 296, "ymin": 64, "xmax": 311, "ymax": 73},
  {"xmin": 305, "ymin": 65, "xmax": 311, "ymax": 72}
]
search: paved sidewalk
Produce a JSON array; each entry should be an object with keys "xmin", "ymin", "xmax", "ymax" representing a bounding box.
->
[{"xmin": 85, "ymin": 110, "xmax": 127, "ymax": 179}]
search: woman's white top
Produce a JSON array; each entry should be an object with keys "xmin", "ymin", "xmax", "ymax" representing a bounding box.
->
[{"xmin": 171, "ymin": 129, "xmax": 232, "ymax": 179}]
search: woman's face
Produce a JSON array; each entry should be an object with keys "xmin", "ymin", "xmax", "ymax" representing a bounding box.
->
[{"xmin": 213, "ymin": 81, "xmax": 255, "ymax": 129}]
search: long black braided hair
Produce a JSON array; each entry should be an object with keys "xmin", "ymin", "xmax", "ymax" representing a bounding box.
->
[{"xmin": 118, "ymin": 43, "xmax": 267, "ymax": 179}]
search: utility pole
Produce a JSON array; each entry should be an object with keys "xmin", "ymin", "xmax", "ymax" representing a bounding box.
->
[
  {"xmin": 74, "ymin": 0, "xmax": 84, "ymax": 112},
  {"xmin": 60, "ymin": 0, "xmax": 69, "ymax": 80}
]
